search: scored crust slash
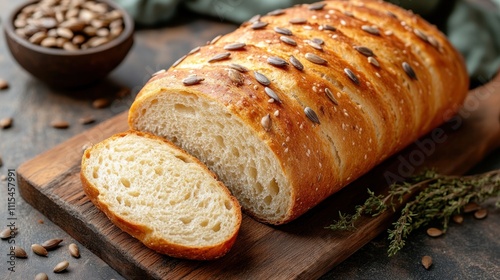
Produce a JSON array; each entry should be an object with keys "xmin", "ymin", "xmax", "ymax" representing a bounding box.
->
[{"xmin": 82, "ymin": 0, "xmax": 469, "ymax": 260}]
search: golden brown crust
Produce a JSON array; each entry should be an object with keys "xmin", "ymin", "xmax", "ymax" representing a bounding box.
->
[
  {"xmin": 129, "ymin": 0, "xmax": 468, "ymax": 224},
  {"xmin": 81, "ymin": 130, "xmax": 242, "ymax": 260}
]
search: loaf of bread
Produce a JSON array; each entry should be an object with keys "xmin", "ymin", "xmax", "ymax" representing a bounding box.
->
[
  {"xmin": 128, "ymin": 0, "xmax": 469, "ymax": 225},
  {"xmin": 80, "ymin": 131, "xmax": 241, "ymax": 260}
]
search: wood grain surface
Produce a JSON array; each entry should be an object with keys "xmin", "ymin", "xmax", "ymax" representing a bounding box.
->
[{"xmin": 16, "ymin": 75, "xmax": 500, "ymax": 279}]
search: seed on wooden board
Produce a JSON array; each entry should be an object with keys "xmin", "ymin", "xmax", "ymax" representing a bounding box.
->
[
  {"xmin": 32, "ymin": 244, "xmax": 48, "ymax": 256},
  {"xmin": 41, "ymin": 238, "xmax": 63, "ymax": 250},
  {"xmin": 306, "ymin": 40, "xmax": 323, "ymax": 51},
  {"xmin": 182, "ymin": 75, "xmax": 204, "ymax": 86},
  {"xmin": 172, "ymin": 55, "xmax": 187, "ymax": 67},
  {"xmin": 261, "ymin": 114, "xmax": 272, "ymax": 131},
  {"xmin": 92, "ymin": 98, "xmax": 111, "ymax": 109},
  {"xmin": 322, "ymin": 24, "xmax": 336, "ymax": 31},
  {"xmin": 280, "ymin": 36, "xmax": 297, "ymax": 46},
  {"xmin": 227, "ymin": 69, "xmax": 244, "ymax": 85},
  {"xmin": 305, "ymin": 53, "xmax": 327, "ymax": 65},
  {"xmin": 0, "ymin": 79, "xmax": 9, "ymax": 89},
  {"xmin": 325, "ymin": 88, "xmax": 338, "ymax": 105},
  {"xmin": 264, "ymin": 87, "xmax": 281, "ymax": 103},
  {"xmin": 426, "ymin": 227, "xmax": 443, "ymax": 237},
  {"xmin": 267, "ymin": 9, "xmax": 285, "ymax": 16},
  {"xmin": 463, "ymin": 202, "xmax": 480, "ymax": 213},
  {"xmin": 79, "ymin": 115, "xmax": 95, "ymax": 125},
  {"xmin": 421, "ymin": 255, "xmax": 433, "ymax": 270},
  {"xmin": 402, "ymin": 62, "xmax": 417, "ymax": 80},
  {"xmin": 274, "ymin": 27, "xmax": 293, "ymax": 36},
  {"xmin": 361, "ymin": 25, "xmax": 381, "ymax": 36},
  {"xmin": 228, "ymin": 63, "xmax": 249, "ymax": 73},
  {"xmin": 208, "ymin": 52, "xmax": 231, "ymax": 62},
  {"xmin": 35, "ymin": 272, "xmax": 48, "ymax": 280},
  {"xmin": 289, "ymin": 55, "xmax": 304, "ymax": 71},
  {"xmin": 344, "ymin": 68, "xmax": 360, "ymax": 85},
  {"xmin": 474, "ymin": 208, "xmax": 488, "ymax": 220},
  {"xmin": 354, "ymin": 46, "xmax": 374, "ymax": 57},
  {"xmin": 368, "ymin": 57, "xmax": 380, "ymax": 67},
  {"xmin": 0, "ymin": 227, "xmax": 15, "ymax": 239},
  {"xmin": 267, "ymin": 56, "xmax": 289, "ymax": 67},
  {"xmin": 54, "ymin": 260, "xmax": 69, "ymax": 273},
  {"xmin": 452, "ymin": 214, "xmax": 464, "ymax": 224},
  {"xmin": 251, "ymin": 21, "xmax": 268, "ymax": 29},
  {"xmin": 223, "ymin": 42, "xmax": 246, "ymax": 51},
  {"xmin": 304, "ymin": 107, "xmax": 320, "ymax": 124},
  {"xmin": 69, "ymin": 243, "xmax": 80, "ymax": 258},
  {"xmin": 14, "ymin": 247, "xmax": 28, "ymax": 258},
  {"xmin": 51, "ymin": 120, "xmax": 70, "ymax": 129},
  {"xmin": 0, "ymin": 117, "xmax": 13, "ymax": 129},
  {"xmin": 309, "ymin": 2, "xmax": 327, "ymax": 10},
  {"xmin": 289, "ymin": 18, "xmax": 307, "ymax": 24},
  {"xmin": 254, "ymin": 71, "xmax": 271, "ymax": 86}
]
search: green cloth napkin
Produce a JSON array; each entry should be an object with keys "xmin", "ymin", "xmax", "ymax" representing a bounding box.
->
[{"xmin": 114, "ymin": 0, "xmax": 500, "ymax": 83}]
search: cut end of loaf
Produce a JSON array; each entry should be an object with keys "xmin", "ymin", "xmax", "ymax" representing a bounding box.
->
[
  {"xmin": 80, "ymin": 131, "xmax": 241, "ymax": 260},
  {"xmin": 130, "ymin": 92, "xmax": 293, "ymax": 224}
]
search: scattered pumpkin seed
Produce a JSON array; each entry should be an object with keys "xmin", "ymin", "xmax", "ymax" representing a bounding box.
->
[
  {"xmin": 452, "ymin": 214, "xmax": 464, "ymax": 224},
  {"xmin": 92, "ymin": 98, "xmax": 111, "ymax": 109},
  {"xmin": 267, "ymin": 56, "xmax": 289, "ymax": 67},
  {"xmin": 426, "ymin": 227, "xmax": 443, "ymax": 237},
  {"xmin": 35, "ymin": 272, "xmax": 48, "ymax": 280},
  {"xmin": 305, "ymin": 53, "xmax": 327, "ymax": 65},
  {"xmin": 264, "ymin": 87, "xmax": 281, "ymax": 103},
  {"xmin": 474, "ymin": 208, "xmax": 488, "ymax": 220},
  {"xmin": 51, "ymin": 120, "xmax": 70, "ymax": 129},
  {"xmin": 0, "ymin": 117, "xmax": 13, "ymax": 129},
  {"xmin": 261, "ymin": 114, "xmax": 272, "ymax": 131},
  {"xmin": 254, "ymin": 71, "xmax": 271, "ymax": 86},
  {"xmin": 208, "ymin": 52, "xmax": 231, "ymax": 62},
  {"xmin": 182, "ymin": 75, "xmax": 204, "ymax": 86},
  {"xmin": 79, "ymin": 115, "xmax": 95, "ymax": 125},
  {"xmin": 304, "ymin": 107, "xmax": 320, "ymax": 124},
  {"xmin": 289, "ymin": 55, "xmax": 304, "ymax": 71},
  {"xmin": 41, "ymin": 238, "xmax": 63, "ymax": 250},
  {"xmin": 0, "ymin": 79, "xmax": 9, "ymax": 90},
  {"xmin": 463, "ymin": 202, "xmax": 480, "ymax": 213},
  {"xmin": 32, "ymin": 244, "xmax": 48, "ymax": 256},
  {"xmin": 0, "ymin": 228, "xmax": 14, "ymax": 239},
  {"xmin": 69, "ymin": 243, "xmax": 80, "ymax": 258},
  {"xmin": 53, "ymin": 260, "xmax": 69, "ymax": 273},
  {"xmin": 421, "ymin": 255, "xmax": 433, "ymax": 270},
  {"xmin": 14, "ymin": 246, "xmax": 28, "ymax": 258}
]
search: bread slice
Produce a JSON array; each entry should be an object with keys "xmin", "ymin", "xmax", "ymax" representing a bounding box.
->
[{"xmin": 80, "ymin": 130, "xmax": 241, "ymax": 260}]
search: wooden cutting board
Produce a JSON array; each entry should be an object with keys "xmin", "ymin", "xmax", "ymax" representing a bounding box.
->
[{"xmin": 17, "ymin": 85, "xmax": 500, "ymax": 280}]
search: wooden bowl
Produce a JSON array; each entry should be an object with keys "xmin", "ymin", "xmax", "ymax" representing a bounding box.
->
[{"xmin": 3, "ymin": 0, "xmax": 134, "ymax": 88}]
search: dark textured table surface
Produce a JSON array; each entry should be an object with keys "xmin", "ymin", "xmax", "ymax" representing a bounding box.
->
[{"xmin": 1, "ymin": 1, "xmax": 499, "ymax": 279}]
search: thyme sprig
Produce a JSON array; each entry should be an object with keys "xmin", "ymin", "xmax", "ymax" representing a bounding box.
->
[{"xmin": 327, "ymin": 169, "xmax": 500, "ymax": 256}]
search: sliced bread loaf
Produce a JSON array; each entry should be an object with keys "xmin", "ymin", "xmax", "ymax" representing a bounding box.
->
[{"xmin": 80, "ymin": 130, "xmax": 241, "ymax": 260}]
